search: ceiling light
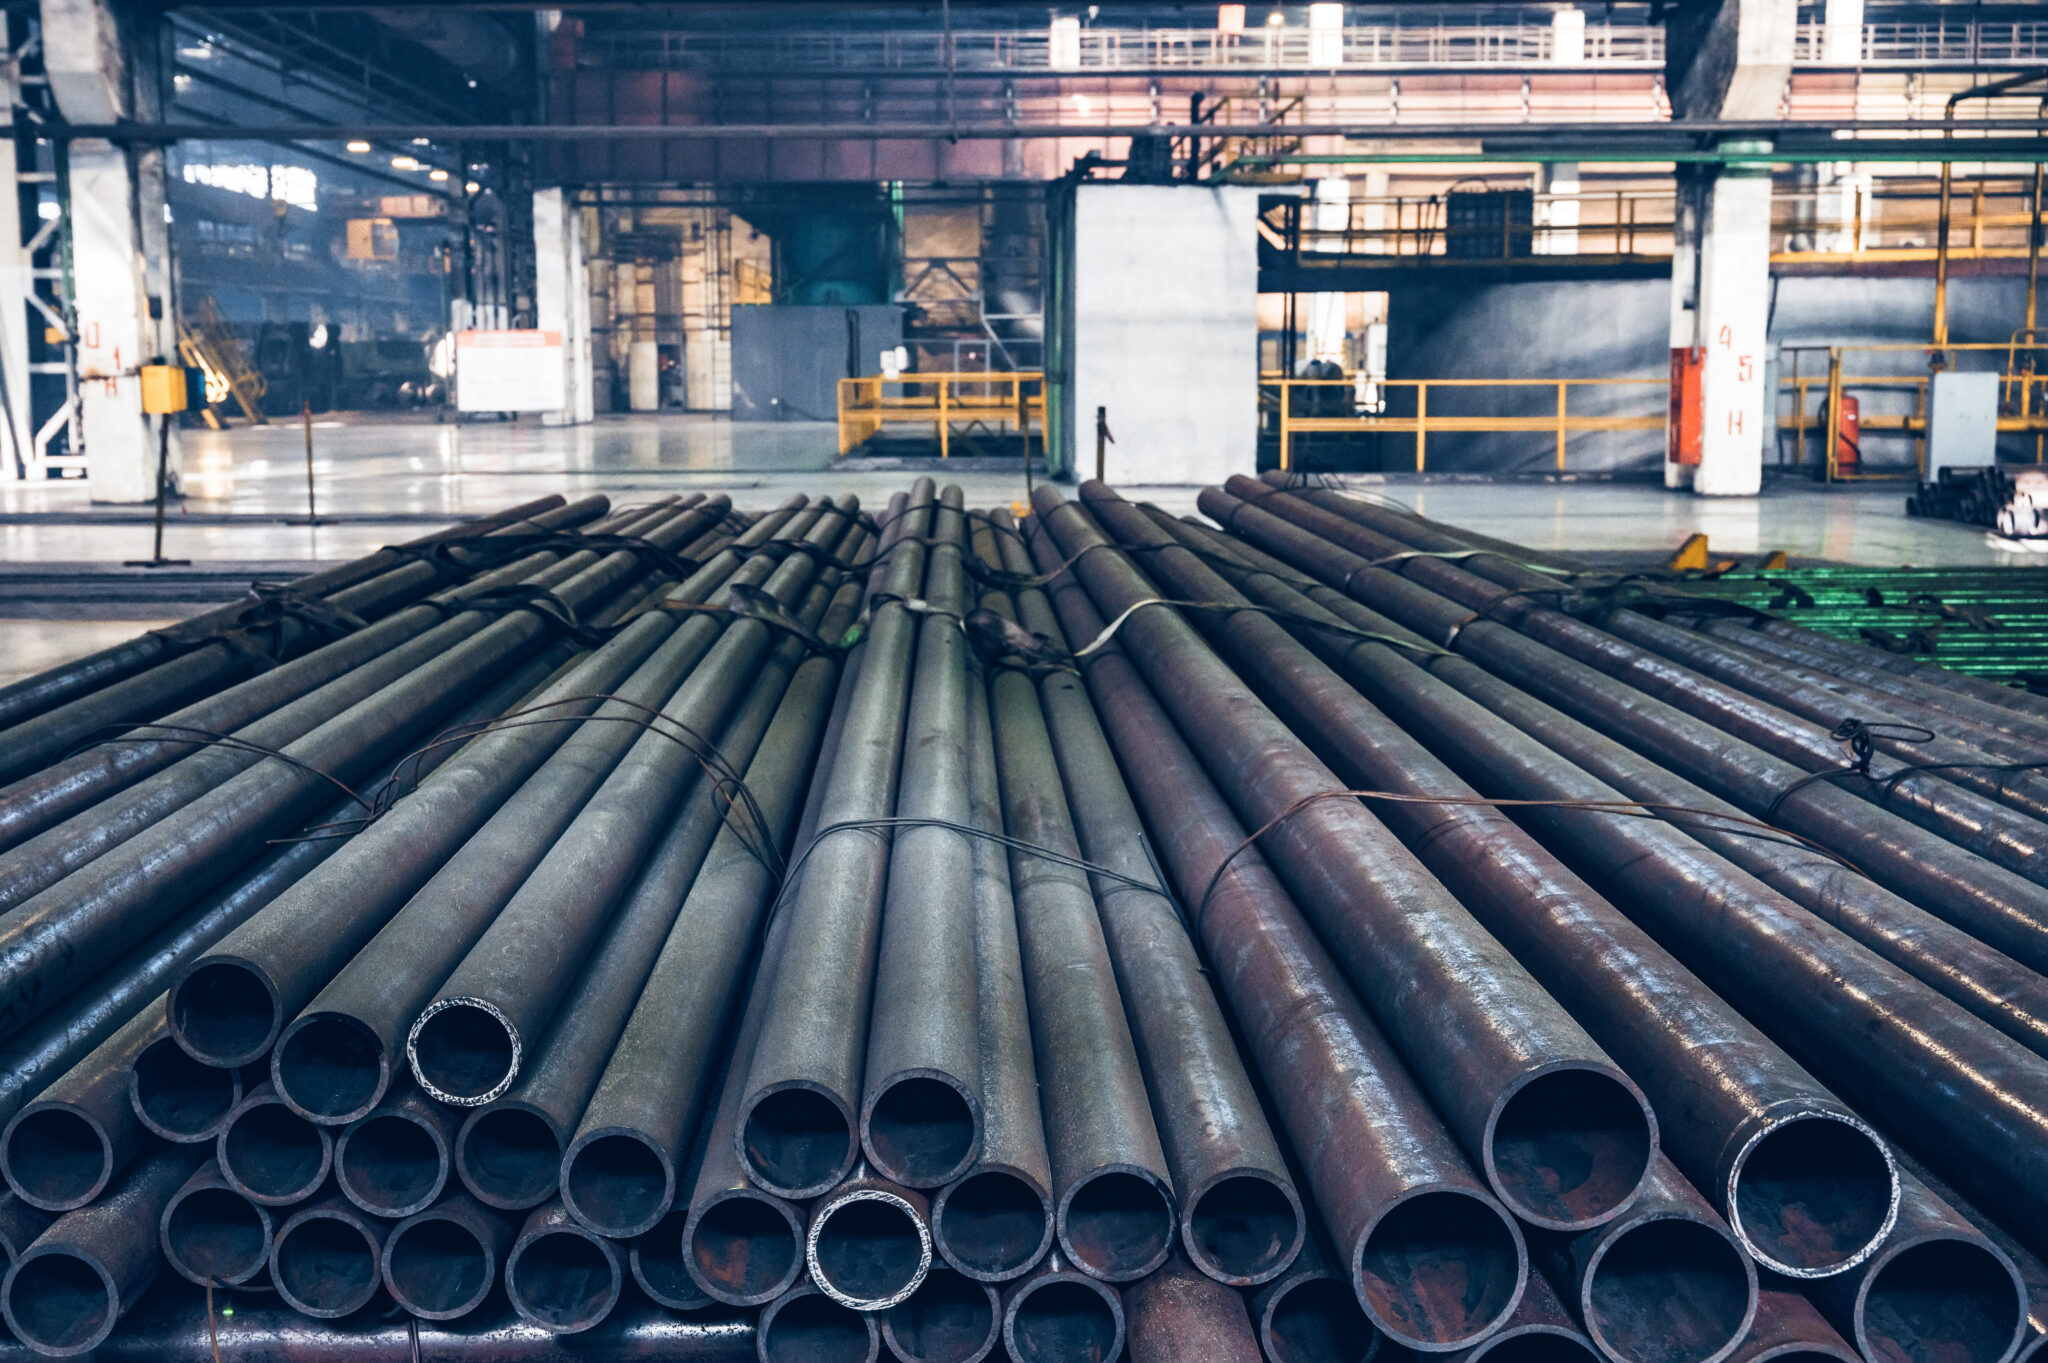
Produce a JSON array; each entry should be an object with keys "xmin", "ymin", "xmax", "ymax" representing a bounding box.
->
[
  {"xmin": 465, "ymin": 181, "xmax": 481, "ymax": 194},
  {"xmin": 346, "ymin": 140, "xmax": 371, "ymax": 153},
  {"xmin": 429, "ymin": 168, "xmax": 450, "ymax": 182},
  {"xmin": 391, "ymin": 156, "xmax": 420, "ymax": 170},
  {"xmin": 412, "ymin": 138, "xmax": 430, "ymax": 146},
  {"xmin": 1267, "ymin": 9, "xmax": 1285, "ymax": 24}
]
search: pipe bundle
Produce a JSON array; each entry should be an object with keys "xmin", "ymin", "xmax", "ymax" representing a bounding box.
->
[{"xmin": 1, "ymin": 475, "xmax": 2044, "ymax": 1363}]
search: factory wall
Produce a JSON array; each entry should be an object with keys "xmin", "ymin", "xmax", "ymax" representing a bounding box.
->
[{"xmin": 1385, "ymin": 272, "xmax": 2033, "ymax": 475}]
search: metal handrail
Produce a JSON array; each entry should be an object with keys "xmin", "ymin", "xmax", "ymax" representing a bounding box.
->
[
  {"xmin": 838, "ymin": 371, "xmax": 1045, "ymax": 458},
  {"xmin": 1267, "ymin": 376, "xmax": 1665, "ymax": 473}
]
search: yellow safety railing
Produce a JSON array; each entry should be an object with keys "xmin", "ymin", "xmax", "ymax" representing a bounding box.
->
[
  {"xmin": 1270, "ymin": 377, "xmax": 1667, "ymax": 472},
  {"xmin": 1778, "ymin": 341, "xmax": 2048, "ymax": 481},
  {"xmin": 838, "ymin": 372, "xmax": 1045, "ymax": 458}
]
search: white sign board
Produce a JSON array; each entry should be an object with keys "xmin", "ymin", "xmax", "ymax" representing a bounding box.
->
[{"xmin": 455, "ymin": 330, "xmax": 564, "ymax": 413}]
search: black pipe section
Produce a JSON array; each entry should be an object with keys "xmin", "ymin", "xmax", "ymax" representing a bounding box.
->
[
  {"xmin": 1129, "ymin": 503, "xmax": 1900, "ymax": 1280},
  {"xmin": 380, "ymin": 1190, "xmax": 511, "ymax": 1321},
  {"xmin": 0, "ymin": 1191, "xmax": 52, "ymax": 1265},
  {"xmin": 1547, "ymin": 1156, "xmax": 1757, "ymax": 1363},
  {"xmin": 881, "ymin": 1266, "xmax": 1001, "ymax": 1363},
  {"xmin": 627, "ymin": 1207, "xmax": 712, "ymax": 1312},
  {"xmin": 738, "ymin": 478, "xmax": 937, "ymax": 1199},
  {"xmin": 806, "ymin": 1165, "xmax": 933, "ymax": 1312},
  {"xmin": 130, "ymin": 1033, "xmax": 241, "ymax": 1144},
  {"xmin": 158, "ymin": 1157, "xmax": 270, "ymax": 1289},
  {"xmin": 268, "ymin": 1193, "xmax": 388, "ymax": 1320},
  {"xmin": 334, "ymin": 1078, "xmax": 458, "ymax": 1219},
  {"xmin": 0, "ymin": 493, "xmax": 584, "ymax": 776},
  {"xmin": 1024, "ymin": 509, "xmax": 1529, "ymax": 1350},
  {"xmin": 861, "ymin": 490, "xmax": 985, "ymax": 1191},
  {"xmin": 172, "ymin": 500, "xmax": 782, "ymax": 1076},
  {"xmin": 1222, "ymin": 479, "xmax": 2048, "ymax": 979},
  {"xmin": 3, "ymin": 504, "xmax": 701, "ymax": 1045},
  {"xmin": 992, "ymin": 508, "xmax": 1305, "ymax": 1286},
  {"xmin": 410, "ymin": 501, "xmax": 859, "ymax": 1111},
  {"xmin": 929, "ymin": 520, "xmax": 1055, "ymax": 1287},
  {"xmin": 3, "ymin": 1004, "xmax": 163, "ymax": 1211},
  {"xmin": 560, "ymin": 562, "xmax": 862, "ymax": 1239},
  {"xmin": 505, "ymin": 1198, "xmax": 621, "ymax": 1335},
  {"xmin": 1124, "ymin": 1251, "xmax": 1264, "ymax": 1363},
  {"xmin": 216, "ymin": 1082, "xmax": 333, "ymax": 1207},
  {"xmin": 1440, "ymin": 1269, "xmax": 1599, "ymax": 1363},
  {"xmin": 1727, "ymin": 1286, "xmax": 1861, "ymax": 1363},
  {"xmin": 0, "ymin": 1142, "xmax": 205, "ymax": 1357},
  {"xmin": 0, "ymin": 495, "xmax": 654, "ymax": 860},
  {"xmin": 1000, "ymin": 1250, "xmax": 1126, "ymax": 1363},
  {"xmin": 757, "ymin": 1280, "xmax": 880, "ymax": 1363},
  {"xmin": 982, "ymin": 549, "xmax": 1177, "ymax": 1286},
  {"xmin": 1248, "ymin": 1231, "xmax": 1380, "ymax": 1363},
  {"xmin": 1810, "ymin": 1172, "xmax": 2027, "ymax": 1363}
]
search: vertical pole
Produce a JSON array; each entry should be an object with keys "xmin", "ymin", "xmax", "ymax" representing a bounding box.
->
[
  {"xmin": 301, "ymin": 400, "xmax": 317, "ymax": 524},
  {"xmin": 1934, "ymin": 161, "xmax": 1954, "ymax": 352},
  {"xmin": 939, "ymin": 377, "xmax": 950, "ymax": 458},
  {"xmin": 1094, "ymin": 404, "xmax": 1108, "ymax": 482},
  {"xmin": 1415, "ymin": 382, "xmax": 1427, "ymax": 472},
  {"xmin": 150, "ymin": 414, "xmax": 170, "ymax": 561},
  {"xmin": 1972, "ymin": 182, "xmax": 1986, "ymax": 252},
  {"xmin": 1280, "ymin": 384, "xmax": 1291, "ymax": 471},
  {"xmin": 1556, "ymin": 380, "xmax": 1568, "ymax": 470},
  {"xmin": 1825, "ymin": 348, "xmax": 1844, "ymax": 483}
]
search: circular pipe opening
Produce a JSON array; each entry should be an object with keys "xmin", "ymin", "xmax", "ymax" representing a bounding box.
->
[
  {"xmin": 1007, "ymin": 1278, "xmax": 1122, "ymax": 1363},
  {"xmin": 629, "ymin": 1207, "xmax": 710, "ymax": 1311},
  {"xmin": 884, "ymin": 1267, "xmax": 998, "ymax": 1363},
  {"xmin": 274, "ymin": 1016, "xmax": 386, "ymax": 1124},
  {"xmin": 934, "ymin": 1169, "xmax": 1052, "ymax": 1282},
  {"xmin": 1356, "ymin": 1190, "xmax": 1523, "ymax": 1348},
  {"xmin": 762, "ymin": 1288, "xmax": 877, "ymax": 1363},
  {"xmin": 164, "ymin": 1187, "xmax": 270, "ymax": 1286},
  {"xmin": 687, "ymin": 1193, "xmax": 802, "ymax": 1305},
  {"xmin": 1264, "ymin": 1276, "xmax": 1376, "ymax": 1363},
  {"xmin": 1586, "ymin": 1218, "xmax": 1754, "ymax": 1363},
  {"xmin": 4, "ymin": 1109, "xmax": 109, "ymax": 1209},
  {"xmin": 866, "ymin": 1076, "xmax": 979, "ymax": 1189},
  {"xmin": 812, "ymin": 1191, "xmax": 930, "ymax": 1308},
  {"xmin": 1489, "ymin": 1068, "xmax": 1654, "ymax": 1231},
  {"xmin": 507, "ymin": 1230, "xmax": 618, "ymax": 1333},
  {"xmin": 1058, "ymin": 1169, "xmax": 1174, "ymax": 1283},
  {"xmin": 1731, "ymin": 1116, "xmax": 1895, "ymax": 1278},
  {"xmin": 385, "ymin": 1216, "xmax": 491, "ymax": 1318},
  {"xmin": 456, "ymin": 1106, "xmax": 560, "ymax": 1209},
  {"xmin": 133, "ymin": 1038, "xmax": 241, "ymax": 1141},
  {"xmin": 272, "ymin": 1215, "xmax": 379, "ymax": 1318},
  {"xmin": 171, "ymin": 961, "xmax": 279, "ymax": 1067},
  {"xmin": 409, "ymin": 1001, "xmax": 517, "ymax": 1106},
  {"xmin": 1860, "ymin": 1238, "xmax": 2024, "ymax": 1363},
  {"xmin": 562, "ymin": 1131, "xmax": 670, "ymax": 1238},
  {"xmin": 338, "ymin": 1113, "xmax": 444, "ymax": 1218},
  {"xmin": 1479, "ymin": 1331, "xmax": 1602, "ymax": 1363},
  {"xmin": 5, "ymin": 1252, "xmax": 114, "ymax": 1354},
  {"xmin": 742, "ymin": 1086, "xmax": 855, "ymax": 1197},
  {"xmin": 222, "ymin": 1102, "xmax": 329, "ymax": 1203},
  {"xmin": 1187, "ymin": 1173, "xmax": 1303, "ymax": 1285}
]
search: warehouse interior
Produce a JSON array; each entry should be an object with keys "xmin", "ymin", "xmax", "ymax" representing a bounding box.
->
[{"xmin": 14, "ymin": 1, "xmax": 2048, "ymax": 1362}]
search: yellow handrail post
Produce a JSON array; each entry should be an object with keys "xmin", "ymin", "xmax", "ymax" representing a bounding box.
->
[
  {"xmin": 1556, "ymin": 380, "xmax": 1568, "ymax": 471},
  {"xmin": 1280, "ymin": 382, "xmax": 1292, "ymax": 470},
  {"xmin": 1824, "ymin": 348, "xmax": 1844, "ymax": 483},
  {"xmin": 938, "ymin": 378, "xmax": 951, "ymax": 459},
  {"xmin": 1415, "ymin": 382, "xmax": 1427, "ymax": 472}
]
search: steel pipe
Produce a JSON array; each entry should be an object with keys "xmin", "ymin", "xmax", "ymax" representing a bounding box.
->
[
  {"xmin": 881, "ymin": 1267, "xmax": 1001, "ymax": 1363},
  {"xmin": 737, "ymin": 478, "xmax": 937, "ymax": 1198},
  {"xmin": 1440, "ymin": 1270, "xmax": 1599, "ymax": 1363},
  {"xmin": 805, "ymin": 1164, "xmax": 934, "ymax": 1311},
  {"xmin": 334, "ymin": 1078, "xmax": 458, "ymax": 1219},
  {"xmin": 268, "ymin": 1194, "xmax": 388, "ymax": 1320},
  {"xmin": 627, "ymin": 1206, "xmax": 713, "ymax": 1312},
  {"xmin": 861, "ymin": 490, "xmax": 985, "ymax": 1191},
  {"xmin": 158, "ymin": 1158, "xmax": 270, "ymax": 1289},
  {"xmin": 1000, "ymin": 1251, "xmax": 1126, "ymax": 1363},
  {"xmin": 0, "ymin": 1191, "xmax": 51, "ymax": 1266},
  {"xmin": 172, "ymin": 501, "xmax": 788, "ymax": 1077},
  {"xmin": 1124, "ymin": 1251, "xmax": 1264, "ymax": 1363},
  {"xmin": 217, "ymin": 1082, "xmax": 333, "ymax": 1206},
  {"xmin": 1725, "ymin": 1287, "xmax": 1860, "ymax": 1363},
  {"xmin": 3, "ymin": 1005, "xmax": 162, "ymax": 1211},
  {"xmin": 130, "ymin": 1033, "xmax": 241, "ymax": 1144},
  {"xmin": 380, "ymin": 1190, "xmax": 511, "ymax": 1321},
  {"xmin": 757, "ymin": 1280, "xmax": 880, "ymax": 1363},
  {"xmin": 0, "ymin": 1143, "xmax": 204, "ymax": 1357},
  {"xmin": 505, "ymin": 1198, "xmax": 622, "ymax": 1335},
  {"xmin": 1248, "ymin": 1232, "xmax": 1380, "ymax": 1363},
  {"xmin": 1024, "ymin": 510, "xmax": 1529, "ymax": 1350},
  {"xmin": 992, "ymin": 507, "xmax": 1306, "ymax": 1286}
]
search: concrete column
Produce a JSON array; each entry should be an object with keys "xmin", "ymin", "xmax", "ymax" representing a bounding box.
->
[
  {"xmin": 1305, "ymin": 177, "xmax": 1348, "ymax": 365},
  {"xmin": 43, "ymin": 0, "xmax": 175, "ymax": 502},
  {"xmin": 1823, "ymin": 0, "xmax": 1864, "ymax": 64},
  {"xmin": 1694, "ymin": 160, "xmax": 1772, "ymax": 496},
  {"xmin": 533, "ymin": 187, "xmax": 594, "ymax": 426},
  {"xmin": 1666, "ymin": 174, "xmax": 1701, "ymax": 490}
]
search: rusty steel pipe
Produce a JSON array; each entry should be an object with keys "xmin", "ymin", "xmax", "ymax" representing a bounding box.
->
[
  {"xmin": 380, "ymin": 1190, "xmax": 511, "ymax": 1321},
  {"xmin": 757, "ymin": 1280, "xmax": 880, "ymax": 1363},
  {"xmin": 1248, "ymin": 1231, "xmax": 1381, "ymax": 1363},
  {"xmin": 268, "ymin": 1194, "xmax": 388, "ymax": 1320},
  {"xmin": 158, "ymin": 1158, "xmax": 270, "ymax": 1289},
  {"xmin": 1124, "ymin": 1251, "xmax": 1265, "ymax": 1363},
  {"xmin": 881, "ymin": 1267, "xmax": 1001, "ymax": 1363},
  {"xmin": 1725, "ymin": 1287, "xmax": 1860, "ymax": 1363},
  {"xmin": 334, "ymin": 1078, "xmax": 458, "ymax": 1219},
  {"xmin": 505, "ymin": 1198, "xmax": 622, "ymax": 1335},
  {"xmin": 627, "ymin": 1206, "xmax": 713, "ymax": 1312},
  {"xmin": 216, "ymin": 1082, "xmax": 333, "ymax": 1207},
  {"xmin": 1000, "ymin": 1250, "xmax": 1126, "ymax": 1363}
]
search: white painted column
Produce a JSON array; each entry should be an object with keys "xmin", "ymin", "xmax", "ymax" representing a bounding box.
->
[
  {"xmin": 1693, "ymin": 161, "xmax": 1772, "ymax": 496},
  {"xmin": 1542, "ymin": 162, "xmax": 1581, "ymax": 256},
  {"xmin": 1305, "ymin": 177, "xmax": 1349, "ymax": 365},
  {"xmin": 1665, "ymin": 178, "xmax": 1700, "ymax": 490},
  {"xmin": 0, "ymin": 51, "xmax": 28, "ymax": 480},
  {"xmin": 533, "ymin": 187, "xmax": 593, "ymax": 426},
  {"xmin": 1823, "ymin": 0, "xmax": 1864, "ymax": 64}
]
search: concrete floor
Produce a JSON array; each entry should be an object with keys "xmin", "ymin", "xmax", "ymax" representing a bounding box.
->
[{"xmin": 0, "ymin": 412, "xmax": 2034, "ymax": 683}]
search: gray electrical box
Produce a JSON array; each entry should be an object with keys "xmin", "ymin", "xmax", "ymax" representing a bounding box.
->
[{"xmin": 1926, "ymin": 370, "xmax": 2000, "ymax": 476}]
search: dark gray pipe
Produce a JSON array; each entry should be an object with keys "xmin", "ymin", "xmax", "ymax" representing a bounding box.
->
[
  {"xmin": 1725, "ymin": 1286, "xmax": 1860, "ymax": 1363},
  {"xmin": 410, "ymin": 501, "xmax": 858, "ymax": 1111},
  {"xmin": 174, "ymin": 503, "xmax": 789, "ymax": 1077},
  {"xmin": 1440, "ymin": 1269, "xmax": 1598, "ymax": 1363},
  {"xmin": 334, "ymin": 1078, "xmax": 458, "ymax": 1219},
  {"xmin": 757, "ymin": 1280, "xmax": 880, "ymax": 1363},
  {"xmin": 159, "ymin": 1157, "xmax": 270, "ymax": 1289},
  {"xmin": 860, "ymin": 490, "xmax": 985, "ymax": 1191},
  {"xmin": 505, "ymin": 1197, "xmax": 622, "ymax": 1335},
  {"xmin": 737, "ymin": 478, "xmax": 937, "ymax": 1198},
  {"xmin": 130, "ymin": 1032, "xmax": 242, "ymax": 1144},
  {"xmin": 380, "ymin": 1189, "xmax": 511, "ymax": 1321},
  {"xmin": 627, "ymin": 1207, "xmax": 712, "ymax": 1312},
  {"xmin": 994, "ymin": 507, "xmax": 1305, "ymax": 1287},
  {"xmin": 217, "ymin": 1082, "xmax": 332, "ymax": 1207},
  {"xmin": 0, "ymin": 1142, "xmax": 205, "ymax": 1357},
  {"xmin": 805, "ymin": 1164, "xmax": 934, "ymax": 1310},
  {"xmin": 268, "ymin": 1193, "xmax": 389, "ymax": 1319},
  {"xmin": 881, "ymin": 1267, "xmax": 1001, "ymax": 1363},
  {"xmin": 0, "ymin": 1191, "xmax": 51, "ymax": 1266},
  {"xmin": 1000, "ymin": 1250, "xmax": 1126, "ymax": 1363},
  {"xmin": 3, "ymin": 1004, "xmax": 160, "ymax": 1211},
  {"xmin": 1248, "ymin": 1231, "xmax": 1380, "ymax": 1363},
  {"xmin": 1024, "ymin": 506, "xmax": 1528, "ymax": 1350},
  {"xmin": 1124, "ymin": 1251, "xmax": 1264, "ymax": 1363}
]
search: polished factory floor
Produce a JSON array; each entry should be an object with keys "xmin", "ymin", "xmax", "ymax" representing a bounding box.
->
[{"xmin": 0, "ymin": 412, "xmax": 2032, "ymax": 685}]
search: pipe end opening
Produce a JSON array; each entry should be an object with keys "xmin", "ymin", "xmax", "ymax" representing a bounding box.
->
[
  {"xmin": 385, "ymin": 1215, "xmax": 492, "ymax": 1319},
  {"xmin": 1585, "ymin": 1217, "xmax": 1755, "ymax": 1363},
  {"xmin": 408, "ymin": 1000, "xmax": 518, "ymax": 1107},
  {"xmin": 810, "ymin": 1189, "xmax": 931, "ymax": 1309},
  {"xmin": 272, "ymin": 1214, "xmax": 380, "ymax": 1319},
  {"xmin": 1490, "ymin": 1067, "xmax": 1654, "ymax": 1231},
  {"xmin": 933, "ymin": 1169, "xmax": 1052, "ymax": 1282},
  {"xmin": 883, "ymin": 1267, "xmax": 998, "ymax": 1363},
  {"xmin": 337, "ymin": 1112, "xmax": 445, "ymax": 1218},
  {"xmin": 3, "ymin": 1109, "xmax": 109, "ymax": 1210},
  {"xmin": 1058, "ymin": 1169, "xmax": 1175, "ymax": 1283},
  {"xmin": 866, "ymin": 1076, "xmax": 980, "ymax": 1189},
  {"xmin": 275, "ymin": 1015, "xmax": 386, "ymax": 1124},
  {"xmin": 1005, "ymin": 1277, "xmax": 1123, "ymax": 1363},
  {"xmin": 507, "ymin": 1229, "xmax": 619, "ymax": 1334},
  {"xmin": 171, "ymin": 961, "xmax": 279, "ymax": 1067},
  {"xmin": 1860, "ymin": 1237, "xmax": 2024, "ymax": 1363},
  {"xmin": 164, "ymin": 1186, "xmax": 270, "ymax": 1286},
  {"xmin": 688, "ymin": 1193, "xmax": 802, "ymax": 1304},
  {"xmin": 1357, "ymin": 1190, "xmax": 1523, "ymax": 1348},
  {"xmin": 1263, "ymin": 1275, "xmax": 1376, "ymax": 1363},
  {"xmin": 1187, "ymin": 1172, "xmax": 1303, "ymax": 1286},
  {"xmin": 561, "ymin": 1131, "xmax": 671, "ymax": 1239},
  {"xmin": 741, "ymin": 1086, "xmax": 854, "ymax": 1197},
  {"xmin": 4, "ymin": 1251, "xmax": 115, "ymax": 1355},
  {"xmin": 1731, "ymin": 1116, "xmax": 1895, "ymax": 1278},
  {"xmin": 456, "ymin": 1105, "xmax": 561, "ymax": 1209}
]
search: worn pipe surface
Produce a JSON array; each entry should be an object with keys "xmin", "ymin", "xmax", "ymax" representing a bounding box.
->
[
  {"xmin": 757, "ymin": 1280, "xmax": 880, "ymax": 1363},
  {"xmin": 217, "ymin": 1082, "xmax": 333, "ymax": 1207},
  {"xmin": 1249, "ymin": 1231, "xmax": 1381, "ymax": 1363},
  {"xmin": 1124, "ymin": 1251, "xmax": 1264, "ymax": 1363},
  {"xmin": 1725, "ymin": 1287, "xmax": 1859, "ymax": 1363},
  {"xmin": 506, "ymin": 1198, "xmax": 622, "ymax": 1335},
  {"xmin": 159, "ymin": 1157, "xmax": 270, "ymax": 1289},
  {"xmin": 334, "ymin": 1078, "xmax": 458, "ymax": 1218},
  {"xmin": 380, "ymin": 1189, "xmax": 511, "ymax": 1321},
  {"xmin": 268, "ymin": 1194, "xmax": 388, "ymax": 1319},
  {"xmin": 627, "ymin": 1206, "xmax": 713, "ymax": 1312},
  {"xmin": 1000, "ymin": 1250, "xmax": 1126, "ymax": 1363},
  {"xmin": 805, "ymin": 1165, "xmax": 934, "ymax": 1310},
  {"xmin": 881, "ymin": 1267, "xmax": 1001, "ymax": 1363},
  {"xmin": 130, "ymin": 1034, "xmax": 241, "ymax": 1144}
]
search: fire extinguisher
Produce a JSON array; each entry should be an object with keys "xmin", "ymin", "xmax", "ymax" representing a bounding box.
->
[{"xmin": 1822, "ymin": 394, "xmax": 1861, "ymax": 472}]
